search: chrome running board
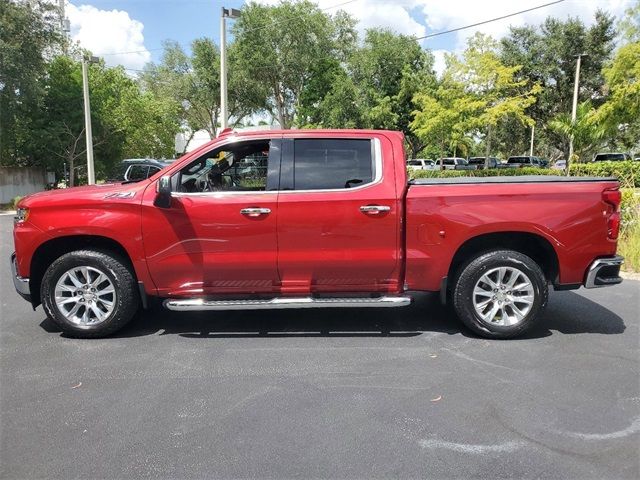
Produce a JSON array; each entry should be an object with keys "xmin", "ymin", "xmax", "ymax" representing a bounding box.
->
[{"xmin": 164, "ymin": 296, "xmax": 411, "ymax": 312}]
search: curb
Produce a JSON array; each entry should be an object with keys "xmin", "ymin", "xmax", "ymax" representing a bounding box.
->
[
  {"xmin": 620, "ymin": 271, "xmax": 640, "ymax": 281},
  {"xmin": 0, "ymin": 211, "xmax": 16, "ymax": 216}
]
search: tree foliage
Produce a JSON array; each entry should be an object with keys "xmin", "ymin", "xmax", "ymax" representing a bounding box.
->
[
  {"xmin": 0, "ymin": 0, "xmax": 60, "ymax": 164},
  {"xmin": 232, "ymin": 0, "xmax": 350, "ymax": 128},
  {"xmin": 2, "ymin": 0, "xmax": 639, "ymax": 184}
]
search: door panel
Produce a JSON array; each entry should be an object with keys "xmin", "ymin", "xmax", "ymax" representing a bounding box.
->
[
  {"xmin": 276, "ymin": 136, "xmax": 401, "ymax": 294},
  {"xmin": 141, "ymin": 138, "xmax": 280, "ymax": 297}
]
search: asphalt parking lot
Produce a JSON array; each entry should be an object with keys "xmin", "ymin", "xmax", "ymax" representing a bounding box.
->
[{"xmin": 1, "ymin": 214, "xmax": 639, "ymax": 479}]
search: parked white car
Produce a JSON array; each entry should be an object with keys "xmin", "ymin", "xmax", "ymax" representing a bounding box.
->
[
  {"xmin": 552, "ymin": 159, "xmax": 567, "ymax": 170},
  {"xmin": 407, "ymin": 159, "xmax": 437, "ymax": 170}
]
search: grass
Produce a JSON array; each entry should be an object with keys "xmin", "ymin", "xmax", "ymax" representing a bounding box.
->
[
  {"xmin": 619, "ymin": 188, "xmax": 640, "ymax": 273},
  {"xmin": 619, "ymin": 222, "xmax": 640, "ymax": 273}
]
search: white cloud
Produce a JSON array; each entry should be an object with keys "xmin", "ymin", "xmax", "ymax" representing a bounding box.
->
[
  {"xmin": 255, "ymin": 0, "xmax": 426, "ymax": 38},
  {"xmin": 67, "ymin": 3, "xmax": 151, "ymax": 70},
  {"xmin": 416, "ymin": 0, "xmax": 632, "ymax": 51},
  {"xmin": 258, "ymin": 0, "xmax": 631, "ymax": 53},
  {"xmin": 432, "ymin": 49, "xmax": 449, "ymax": 78}
]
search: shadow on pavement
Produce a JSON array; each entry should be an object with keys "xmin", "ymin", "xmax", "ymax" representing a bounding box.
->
[{"xmin": 39, "ymin": 290, "xmax": 625, "ymax": 340}]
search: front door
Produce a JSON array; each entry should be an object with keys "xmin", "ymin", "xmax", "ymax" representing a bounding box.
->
[
  {"xmin": 141, "ymin": 138, "xmax": 281, "ymax": 297},
  {"xmin": 276, "ymin": 135, "xmax": 401, "ymax": 294}
]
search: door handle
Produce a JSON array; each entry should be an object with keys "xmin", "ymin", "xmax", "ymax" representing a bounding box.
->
[
  {"xmin": 240, "ymin": 207, "xmax": 271, "ymax": 217},
  {"xmin": 360, "ymin": 205, "xmax": 391, "ymax": 215}
]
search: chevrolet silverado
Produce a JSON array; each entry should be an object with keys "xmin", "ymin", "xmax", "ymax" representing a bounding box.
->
[{"xmin": 11, "ymin": 129, "xmax": 623, "ymax": 338}]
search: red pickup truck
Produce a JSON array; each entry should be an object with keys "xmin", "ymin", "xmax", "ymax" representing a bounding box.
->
[{"xmin": 11, "ymin": 129, "xmax": 623, "ymax": 339}]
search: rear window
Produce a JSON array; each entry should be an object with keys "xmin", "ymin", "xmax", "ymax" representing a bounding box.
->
[
  {"xmin": 407, "ymin": 160, "xmax": 422, "ymax": 166},
  {"xmin": 508, "ymin": 157, "xmax": 529, "ymax": 164},
  {"xmin": 126, "ymin": 165, "xmax": 149, "ymax": 180},
  {"xmin": 293, "ymin": 139, "xmax": 373, "ymax": 190},
  {"xmin": 594, "ymin": 153, "xmax": 626, "ymax": 161}
]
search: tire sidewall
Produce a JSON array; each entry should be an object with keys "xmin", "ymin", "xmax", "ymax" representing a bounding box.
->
[
  {"xmin": 454, "ymin": 251, "xmax": 548, "ymax": 338},
  {"xmin": 41, "ymin": 250, "xmax": 137, "ymax": 337}
]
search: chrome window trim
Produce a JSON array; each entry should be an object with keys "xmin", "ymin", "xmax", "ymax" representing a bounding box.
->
[
  {"xmin": 279, "ymin": 137, "xmax": 382, "ymax": 194},
  {"xmin": 171, "ymin": 137, "xmax": 382, "ymax": 197}
]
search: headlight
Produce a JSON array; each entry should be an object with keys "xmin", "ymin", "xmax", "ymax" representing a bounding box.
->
[{"xmin": 14, "ymin": 208, "xmax": 29, "ymax": 225}]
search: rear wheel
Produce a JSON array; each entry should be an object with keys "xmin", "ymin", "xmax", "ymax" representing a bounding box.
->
[
  {"xmin": 452, "ymin": 249, "xmax": 548, "ymax": 339},
  {"xmin": 41, "ymin": 250, "xmax": 139, "ymax": 338}
]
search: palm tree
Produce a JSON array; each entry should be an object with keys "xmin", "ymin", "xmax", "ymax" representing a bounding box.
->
[{"xmin": 548, "ymin": 101, "xmax": 606, "ymax": 163}]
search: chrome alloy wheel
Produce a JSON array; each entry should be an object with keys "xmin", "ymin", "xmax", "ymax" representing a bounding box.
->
[
  {"xmin": 472, "ymin": 266, "xmax": 535, "ymax": 326},
  {"xmin": 54, "ymin": 266, "xmax": 116, "ymax": 326}
]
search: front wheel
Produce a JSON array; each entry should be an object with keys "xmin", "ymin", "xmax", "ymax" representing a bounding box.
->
[
  {"xmin": 452, "ymin": 250, "xmax": 548, "ymax": 339},
  {"xmin": 41, "ymin": 250, "xmax": 140, "ymax": 338}
]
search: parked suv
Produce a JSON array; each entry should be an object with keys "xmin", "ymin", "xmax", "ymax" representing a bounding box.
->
[
  {"xmin": 438, "ymin": 157, "xmax": 474, "ymax": 170},
  {"xmin": 468, "ymin": 157, "xmax": 500, "ymax": 169},
  {"xmin": 507, "ymin": 156, "xmax": 545, "ymax": 168},
  {"xmin": 109, "ymin": 159, "xmax": 173, "ymax": 183},
  {"xmin": 593, "ymin": 153, "xmax": 632, "ymax": 162}
]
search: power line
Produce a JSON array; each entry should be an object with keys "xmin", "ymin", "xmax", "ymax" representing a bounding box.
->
[{"xmin": 415, "ymin": 0, "xmax": 566, "ymax": 40}]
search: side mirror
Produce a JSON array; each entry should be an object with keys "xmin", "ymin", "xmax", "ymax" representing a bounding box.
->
[{"xmin": 154, "ymin": 175, "xmax": 172, "ymax": 208}]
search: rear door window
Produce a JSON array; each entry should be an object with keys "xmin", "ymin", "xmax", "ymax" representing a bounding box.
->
[{"xmin": 293, "ymin": 139, "xmax": 373, "ymax": 190}]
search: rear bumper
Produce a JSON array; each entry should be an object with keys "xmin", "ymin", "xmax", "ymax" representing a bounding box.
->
[
  {"xmin": 584, "ymin": 255, "xmax": 624, "ymax": 288},
  {"xmin": 10, "ymin": 252, "xmax": 31, "ymax": 302}
]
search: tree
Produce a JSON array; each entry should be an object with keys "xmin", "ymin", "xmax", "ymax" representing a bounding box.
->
[
  {"xmin": 448, "ymin": 34, "xmax": 539, "ymax": 167},
  {"xmin": 31, "ymin": 56, "xmax": 179, "ymax": 185},
  {"xmin": 232, "ymin": 0, "xmax": 352, "ymax": 128},
  {"xmin": 411, "ymin": 81, "xmax": 481, "ymax": 166},
  {"xmin": 350, "ymin": 30, "xmax": 435, "ymax": 157},
  {"xmin": 549, "ymin": 101, "xmax": 605, "ymax": 161},
  {"xmin": 142, "ymin": 38, "xmax": 264, "ymax": 144},
  {"xmin": 619, "ymin": 0, "xmax": 640, "ymax": 42},
  {"xmin": 594, "ymin": 26, "xmax": 640, "ymax": 152},
  {"xmin": 0, "ymin": 0, "xmax": 60, "ymax": 165},
  {"xmin": 499, "ymin": 12, "xmax": 616, "ymax": 157},
  {"xmin": 313, "ymin": 29, "xmax": 435, "ymax": 157}
]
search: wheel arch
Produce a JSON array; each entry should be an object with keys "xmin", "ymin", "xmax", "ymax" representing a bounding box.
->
[
  {"xmin": 447, "ymin": 231, "xmax": 560, "ymax": 287},
  {"xmin": 29, "ymin": 235, "xmax": 136, "ymax": 308}
]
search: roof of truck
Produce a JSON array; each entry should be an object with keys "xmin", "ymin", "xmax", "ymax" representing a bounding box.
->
[{"xmin": 218, "ymin": 128, "xmax": 404, "ymax": 138}]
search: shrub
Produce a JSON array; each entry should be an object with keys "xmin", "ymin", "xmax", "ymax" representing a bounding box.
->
[
  {"xmin": 408, "ymin": 161, "xmax": 640, "ymax": 187},
  {"xmin": 409, "ymin": 167, "xmax": 557, "ymax": 179},
  {"xmin": 11, "ymin": 196, "xmax": 23, "ymax": 209},
  {"xmin": 570, "ymin": 161, "xmax": 640, "ymax": 188}
]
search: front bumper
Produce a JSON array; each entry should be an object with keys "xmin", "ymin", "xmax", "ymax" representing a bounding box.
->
[
  {"xmin": 584, "ymin": 255, "xmax": 624, "ymax": 288},
  {"xmin": 10, "ymin": 252, "xmax": 31, "ymax": 302}
]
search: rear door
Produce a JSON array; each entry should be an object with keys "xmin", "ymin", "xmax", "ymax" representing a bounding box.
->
[{"xmin": 275, "ymin": 134, "xmax": 401, "ymax": 294}]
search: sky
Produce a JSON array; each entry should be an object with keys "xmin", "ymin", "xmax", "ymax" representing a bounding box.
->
[{"xmin": 65, "ymin": 0, "xmax": 633, "ymax": 75}]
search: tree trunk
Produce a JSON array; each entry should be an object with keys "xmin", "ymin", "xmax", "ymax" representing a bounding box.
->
[
  {"xmin": 484, "ymin": 124, "xmax": 492, "ymax": 169},
  {"xmin": 69, "ymin": 157, "xmax": 75, "ymax": 187}
]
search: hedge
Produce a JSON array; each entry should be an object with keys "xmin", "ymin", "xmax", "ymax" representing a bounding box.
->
[{"xmin": 409, "ymin": 161, "xmax": 640, "ymax": 187}]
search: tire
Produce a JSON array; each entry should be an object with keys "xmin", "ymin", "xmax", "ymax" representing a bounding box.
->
[
  {"xmin": 41, "ymin": 249, "xmax": 140, "ymax": 338},
  {"xmin": 452, "ymin": 249, "xmax": 548, "ymax": 339}
]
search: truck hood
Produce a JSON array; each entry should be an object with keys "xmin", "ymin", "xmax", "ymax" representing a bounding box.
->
[{"xmin": 19, "ymin": 181, "xmax": 148, "ymax": 208}]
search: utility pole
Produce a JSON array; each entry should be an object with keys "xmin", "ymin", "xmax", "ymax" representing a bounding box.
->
[
  {"xmin": 82, "ymin": 56, "xmax": 100, "ymax": 185},
  {"xmin": 220, "ymin": 7, "xmax": 241, "ymax": 131},
  {"xmin": 567, "ymin": 53, "xmax": 588, "ymax": 175},
  {"xmin": 529, "ymin": 124, "xmax": 535, "ymax": 157}
]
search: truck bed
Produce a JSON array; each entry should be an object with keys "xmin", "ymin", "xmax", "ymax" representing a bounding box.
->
[
  {"xmin": 409, "ymin": 175, "xmax": 616, "ymax": 185},
  {"xmin": 404, "ymin": 176, "xmax": 620, "ymax": 291}
]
